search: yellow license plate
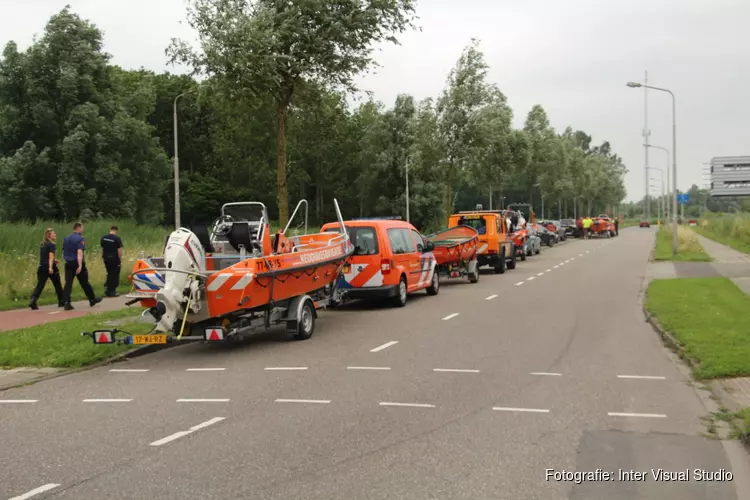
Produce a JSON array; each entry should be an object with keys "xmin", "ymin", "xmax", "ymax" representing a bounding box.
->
[{"xmin": 132, "ymin": 334, "xmax": 167, "ymax": 345}]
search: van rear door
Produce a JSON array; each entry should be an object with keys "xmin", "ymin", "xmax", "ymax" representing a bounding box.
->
[{"xmin": 325, "ymin": 225, "xmax": 383, "ymax": 288}]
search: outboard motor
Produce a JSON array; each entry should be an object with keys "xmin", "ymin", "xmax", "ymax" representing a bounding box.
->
[{"xmin": 152, "ymin": 228, "xmax": 206, "ymax": 332}]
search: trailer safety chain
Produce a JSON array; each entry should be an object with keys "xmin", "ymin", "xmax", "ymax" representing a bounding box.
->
[{"xmin": 178, "ymin": 274, "xmax": 197, "ymax": 340}]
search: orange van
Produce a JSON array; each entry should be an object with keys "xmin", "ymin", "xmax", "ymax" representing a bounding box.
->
[
  {"xmin": 447, "ymin": 210, "xmax": 516, "ymax": 273},
  {"xmin": 321, "ymin": 217, "xmax": 438, "ymax": 307}
]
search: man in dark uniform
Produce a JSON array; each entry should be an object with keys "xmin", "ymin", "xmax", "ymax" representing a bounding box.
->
[
  {"xmin": 62, "ymin": 222, "xmax": 102, "ymax": 310},
  {"xmin": 614, "ymin": 217, "xmax": 619, "ymax": 236},
  {"xmin": 101, "ymin": 226, "xmax": 124, "ymax": 297}
]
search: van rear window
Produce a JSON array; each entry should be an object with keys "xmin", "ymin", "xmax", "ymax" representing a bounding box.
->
[{"xmin": 324, "ymin": 226, "xmax": 379, "ymax": 255}]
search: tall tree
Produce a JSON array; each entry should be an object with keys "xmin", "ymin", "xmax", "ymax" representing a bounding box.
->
[{"xmin": 168, "ymin": 0, "xmax": 418, "ymax": 225}]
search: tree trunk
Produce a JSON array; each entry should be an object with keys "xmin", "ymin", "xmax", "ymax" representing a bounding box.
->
[
  {"xmin": 276, "ymin": 100, "xmax": 290, "ymax": 227},
  {"xmin": 444, "ymin": 165, "xmax": 454, "ymax": 216}
]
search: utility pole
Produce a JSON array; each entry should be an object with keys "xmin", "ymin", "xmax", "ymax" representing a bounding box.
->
[
  {"xmin": 489, "ymin": 186, "xmax": 492, "ymax": 210},
  {"xmin": 643, "ymin": 70, "xmax": 651, "ymax": 221},
  {"xmin": 405, "ymin": 159, "xmax": 410, "ymax": 223}
]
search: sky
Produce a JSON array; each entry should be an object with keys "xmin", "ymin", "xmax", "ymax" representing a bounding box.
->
[{"xmin": 2, "ymin": 0, "xmax": 749, "ymax": 202}]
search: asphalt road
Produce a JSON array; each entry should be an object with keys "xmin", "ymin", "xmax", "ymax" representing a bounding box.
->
[{"xmin": 0, "ymin": 229, "xmax": 744, "ymax": 500}]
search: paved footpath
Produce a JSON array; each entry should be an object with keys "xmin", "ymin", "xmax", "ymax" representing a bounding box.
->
[
  {"xmin": 0, "ymin": 228, "xmax": 747, "ymax": 500},
  {"xmin": 693, "ymin": 233, "xmax": 750, "ymax": 295},
  {"xmin": 0, "ymin": 296, "xmax": 131, "ymax": 332}
]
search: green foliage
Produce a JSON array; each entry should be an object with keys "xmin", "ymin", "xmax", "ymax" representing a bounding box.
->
[{"xmin": 695, "ymin": 213, "xmax": 750, "ymax": 254}]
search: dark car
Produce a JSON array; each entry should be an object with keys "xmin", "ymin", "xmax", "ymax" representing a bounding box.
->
[
  {"xmin": 541, "ymin": 220, "xmax": 566, "ymax": 242},
  {"xmin": 639, "ymin": 220, "xmax": 651, "ymax": 228},
  {"xmin": 560, "ymin": 219, "xmax": 577, "ymax": 238},
  {"xmin": 535, "ymin": 224, "xmax": 557, "ymax": 247}
]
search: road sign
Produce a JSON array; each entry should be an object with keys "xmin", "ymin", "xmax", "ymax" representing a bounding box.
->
[{"xmin": 677, "ymin": 193, "xmax": 689, "ymax": 205}]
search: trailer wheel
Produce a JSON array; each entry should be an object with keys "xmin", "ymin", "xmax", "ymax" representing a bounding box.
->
[{"xmin": 291, "ymin": 300, "xmax": 316, "ymax": 340}]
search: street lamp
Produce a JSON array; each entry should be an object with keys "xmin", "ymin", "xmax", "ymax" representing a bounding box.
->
[
  {"xmin": 404, "ymin": 158, "xmax": 410, "ymax": 223},
  {"xmin": 644, "ymin": 144, "xmax": 671, "ymax": 221},
  {"xmin": 173, "ymin": 89, "xmax": 197, "ymax": 230},
  {"xmin": 649, "ymin": 176, "xmax": 664, "ymax": 222},
  {"xmin": 627, "ymin": 81, "xmax": 677, "ymax": 256},
  {"xmin": 647, "ymin": 166, "xmax": 665, "ymax": 221}
]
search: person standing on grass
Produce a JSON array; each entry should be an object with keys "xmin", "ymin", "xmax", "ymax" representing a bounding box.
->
[
  {"xmin": 62, "ymin": 222, "xmax": 102, "ymax": 311},
  {"xmin": 100, "ymin": 225, "xmax": 123, "ymax": 297},
  {"xmin": 29, "ymin": 228, "xmax": 65, "ymax": 310}
]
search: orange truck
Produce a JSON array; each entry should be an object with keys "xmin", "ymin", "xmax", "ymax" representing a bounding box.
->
[{"xmin": 448, "ymin": 209, "xmax": 516, "ymax": 274}]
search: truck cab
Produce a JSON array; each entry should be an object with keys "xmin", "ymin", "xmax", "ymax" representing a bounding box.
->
[{"xmin": 448, "ymin": 210, "xmax": 516, "ymax": 274}]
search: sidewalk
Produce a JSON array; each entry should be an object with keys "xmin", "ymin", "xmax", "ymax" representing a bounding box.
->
[
  {"xmin": 0, "ymin": 295, "xmax": 132, "ymax": 332},
  {"xmin": 694, "ymin": 233, "xmax": 750, "ymax": 296}
]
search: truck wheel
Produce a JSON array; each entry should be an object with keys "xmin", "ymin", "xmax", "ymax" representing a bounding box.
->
[
  {"xmin": 426, "ymin": 270, "xmax": 440, "ymax": 295},
  {"xmin": 494, "ymin": 251, "xmax": 506, "ymax": 274},
  {"xmin": 291, "ymin": 300, "xmax": 316, "ymax": 340},
  {"xmin": 520, "ymin": 249, "xmax": 526, "ymax": 261},
  {"xmin": 391, "ymin": 276, "xmax": 408, "ymax": 307},
  {"xmin": 507, "ymin": 246, "xmax": 517, "ymax": 270}
]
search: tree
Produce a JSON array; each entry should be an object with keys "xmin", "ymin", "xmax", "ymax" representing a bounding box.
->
[{"xmin": 168, "ymin": 0, "xmax": 418, "ymax": 226}]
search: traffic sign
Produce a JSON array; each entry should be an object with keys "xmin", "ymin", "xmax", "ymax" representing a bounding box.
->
[{"xmin": 677, "ymin": 193, "xmax": 689, "ymax": 205}]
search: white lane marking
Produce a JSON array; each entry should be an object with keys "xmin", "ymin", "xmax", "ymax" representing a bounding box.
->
[
  {"xmin": 275, "ymin": 399, "xmax": 331, "ymax": 404},
  {"xmin": 186, "ymin": 368, "xmax": 226, "ymax": 372},
  {"xmin": 8, "ymin": 483, "xmax": 61, "ymax": 500},
  {"xmin": 370, "ymin": 341, "xmax": 398, "ymax": 352},
  {"xmin": 579, "ymin": 253, "xmax": 584, "ymax": 256},
  {"xmin": 347, "ymin": 366, "xmax": 391, "ymax": 370},
  {"xmin": 82, "ymin": 399, "xmax": 132, "ymax": 403},
  {"xmin": 176, "ymin": 399, "xmax": 230, "ymax": 402},
  {"xmin": 515, "ymin": 281, "xmax": 525, "ymax": 286},
  {"xmin": 379, "ymin": 402, "xmax": 435, "ymax": 408},
  {"xmin": 48, "ymin": 311, "xmax": 61, "ymax": 315},
  {"xmin": 493, "ymin": 407, "xmax": 550, "ymax": 413},
  {"xmin": 150, "ymin": 417, "xmax": 226, "ymax": 446},
  {"xmin": 553, "ymin": 265, "xmax": 560, "ymax": 268},
  {"xmin": 526, "ymin": 277, "xmax": 535, "ymax": 281},
  {"xmin": 559, "ymin": 263, "xmax": 565, "ymax": 266},
  {"xmin": 570, "ymin": 257, "xmax": 575, "ymax": 260},
  {"xmin": 110, "ymin": 369, "xmax": 149, "ymax": 372},
  {"xmin": 433, "ymin": 368, "xmax": 480, "ymax": 373},
  {"xmin": 546, "ymin": 269, "xmax": 552, "ymax": 272},
  {"xmin": 537, "ymin": 272, "xmax": 545, "ymax": 276},
  {"xmin": 263, "ymin": 367, "xmax": 308, "ymax": 371},
  {"xmin": 531, "ymin": 372, "xmax": 562, "ymax": 376},
  {"xmin": 442, "ymin": 313, "xmax": 460, "ymax": 321},
  {"xmin": 608, "ymin": 412, "xmax": 667, "ymax": 418},
  {"xmin": 485, "ymin": 294, "xmax": 498, "ymax": 300},
  {"xmin": 0, "ymin": 400, "xmax": 37, "ymax": 404},
  {"xmin": 586, "ymin": 250, "xmax": 590, "ymax": 253},
  {"xmin": 566, "ymin": 259, "xmax": 571, "ymax": 263},
  {"xmin": 617, "ymin": 375, "xmax": 666, "ymax": 380}
]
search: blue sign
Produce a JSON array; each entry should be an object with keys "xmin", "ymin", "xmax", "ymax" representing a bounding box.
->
[{"xmin": 677, "ymin": 193, "xmax": 689, "ymax": 205}]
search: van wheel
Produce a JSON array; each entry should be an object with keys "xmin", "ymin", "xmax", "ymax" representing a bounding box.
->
[
  {"xmin": 494, "ymin": 250, "xmax": 506, "ymax": 274},
  {"xmin": 291, "ymin": 300, "xmax": 315, "ymax": 340},
  {"xmin": 507, "ymin": 246, "xmax": 517, "ymax": 270},
  {"xmin": 391, "ymin": 276, "xmax": 408, "ymax": 307},
  {"xmin": 426, "ymin": 271, "xmax": 440, "ymax": 295}
]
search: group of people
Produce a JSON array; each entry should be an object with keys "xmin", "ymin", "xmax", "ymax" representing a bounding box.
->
[
  {"xmin": 29, "ymin": 223, "xmax": 124, "ymax": 310},
  {"xmin": 579, "ymin": 216, "xmax": 619, "ymax": 239}
]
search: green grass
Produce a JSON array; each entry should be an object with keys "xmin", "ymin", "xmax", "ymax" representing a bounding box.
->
[
  {"xmin": 653, "ymin": 224, "xmax": 711, "ymax": 261},
  {"xmin": 0, "ymin": 307, "xmax": 150, "ymax": 368},
  {"xmin": 714, "ymin": 406, "xmax": 750, "ymax": 443},
  {"xmin": 693, "ymin": 214, "xmax": 750, "ymax": 254},
  {"xmin": 0, "ymin": 219, "xmax": 323, "ymax": 311},
  {"xmin": 645, "ymin": 277, "xmax": 750, "ymax": 379}
]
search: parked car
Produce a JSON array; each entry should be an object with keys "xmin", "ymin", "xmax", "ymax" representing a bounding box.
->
[
  {"xmin": 560, "ymin": 218, "xmax": 578, "ymax": 238},
  {"xmin": 535, "ymin": 224, "xmax": 557, "ymax": 247},
  {"xmin": 524, "ymin": 224, "xmax": 543, "ymax": 255},
  {"xmin": 540, "ymin": 220, "xmax": 566, "ymax": 241},
  {"xmin": 639, "ymin": 220, "xmax": 651, "ymax": 228}
]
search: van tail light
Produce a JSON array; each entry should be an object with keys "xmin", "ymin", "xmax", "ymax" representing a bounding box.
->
[
  {"xmin": 381, "ymin": 259, "xmax": 392, "ymax": 274},
  {"xmin": 487, "ymin": 248, "xmax": 497, "ymax": 254}
]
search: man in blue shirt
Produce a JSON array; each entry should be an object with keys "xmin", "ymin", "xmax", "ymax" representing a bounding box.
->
[{"xmin": 62, "ymin": 222, "xmax": 102, "ymax": 310}]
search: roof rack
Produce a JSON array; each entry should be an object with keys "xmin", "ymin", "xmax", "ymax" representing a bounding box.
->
[
  {"xmin": 456, "ymin": 210, "xmax": 504, "ymax": 214},
  {"xmin": 351, "ymin": 216, "xmax": 403, "ymax": 220}
]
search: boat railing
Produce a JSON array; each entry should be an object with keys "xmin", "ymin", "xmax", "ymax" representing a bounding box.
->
[{"xmin": 283, "ymin": 200, "xmax": 309, "ymax": 236}]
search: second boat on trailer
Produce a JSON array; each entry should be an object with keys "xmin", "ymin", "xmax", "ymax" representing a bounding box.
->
[{"xmin": 83, "ymin": 199, "xmax": 354, "ymax": 346}]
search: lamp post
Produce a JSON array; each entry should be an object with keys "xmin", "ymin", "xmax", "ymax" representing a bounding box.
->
[
  {"xmin": 645, "ymin": 144, "xmax": 671, "ymax": 221},
  {"xmin": 173, "ymin": 91, "xmax": 192, "ymax": 230},
  {"xmin": 647, "ymin": 166, "xmax": 665, "ymax": 221},
  {"xmin": 404, "ymin": 158, "xmax": 410, "ymax": 222},
  {"xmin": 627, "ymin": 81, "xmax": 677, "ymax": 256},
  {"xmin": 649, "ymin": 177, "xmax": 664, "ymax": 223}
]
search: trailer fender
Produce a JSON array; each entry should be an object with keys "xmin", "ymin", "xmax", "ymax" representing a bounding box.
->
[{"xmin": 286, "ymin": 294, "xmax": 317, "ymax": 322}]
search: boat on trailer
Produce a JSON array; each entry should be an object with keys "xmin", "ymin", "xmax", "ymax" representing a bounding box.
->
[
  {"xmin": 82, "ymin": 199, "xmax": 354, "ymax": 346},
  {"xmin": 425, "ymin": 225, "xmax": 480, "ymax": 283}
]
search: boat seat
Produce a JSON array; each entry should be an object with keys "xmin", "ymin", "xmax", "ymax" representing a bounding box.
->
[
  {"xmin": 227, "ymin": 222, "xmax": 259, "ymax": 253},
  {"xmin": 190, "ymin": 224, "xmax": 215, "ymax": 253}
]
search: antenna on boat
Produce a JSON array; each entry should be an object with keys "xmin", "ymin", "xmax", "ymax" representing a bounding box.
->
[{"xmin": 333, "ymin": 198, "xmax": 346, "ymax": 234}]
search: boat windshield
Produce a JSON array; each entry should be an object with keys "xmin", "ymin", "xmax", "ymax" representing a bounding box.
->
[{"xmin": 222, "ymin": 204, "xmax": 265, "ymax": 223}]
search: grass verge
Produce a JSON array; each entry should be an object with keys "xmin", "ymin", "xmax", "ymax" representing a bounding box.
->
[
  {"xmin": 714, "ymin": 407, "xmax": 750, "ymax": 443},
  {"xmin": 653, "ymin": 224, "xmax": 712, "ymax": 261},
  {"xmin": 0, "ymin": 307, "xmax": 150, "ymax": 369},
  {"xmin": 645, "ymin": 277, "xmax": 750, "ymax": 379},
  {"xmin": 694, "ymin": 226, "xmax": 750, "ymax": 255}
]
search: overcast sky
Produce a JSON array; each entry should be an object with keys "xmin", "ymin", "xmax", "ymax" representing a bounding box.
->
[{"xmin": 2, "ymin": 0, "xmax": 748, "ymax": 202}]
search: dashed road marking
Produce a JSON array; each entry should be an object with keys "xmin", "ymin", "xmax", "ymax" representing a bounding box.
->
[
  {"xmin": 546, "ymin": 269, "xmax": 552, "ymax": 272},
  {"xmin": 110, "ymin": 369, "xmax": 149, "ymax": 372},
  {"xmin": 83, "ymin": 399, "xmax": 132, "ymax": 403},
  {"xmin": 579, "ymin": 253, "xmax": 584, "ymax": 256},
  {"xmin": 486, "ymin": 294, "xmax": 498, "ymax": 300},
  {"xmin": 0, "ymin": 400, "xmax": 37, "ymax": 404},
  {"xmin": 347, "ymin": 366, "xmax": 391, "ymax": 370},
  {"xmin": 537, "ymin": 272, "xmax": 545, "ymax": 276},
  {"xmin": 493, "ymin": 407, "xmax": 550, "ymax": 413},
  {"xmin": 275, "ymin": 399, "xmax": 331, "ymax": 404},
  {"xmin": 515, "ymin": 281, "xmax": 525, "ymax": 286},
  {"xmin": 553, "ymin": 265, "xmax": 559, "ymax": 268},
  {"xmin": 150, "ymin": 417, "xmax": 226, "ymax": 447},
  {"xmin": 8, "ymin": 483, "xmax": 61, "ymax": 500},
  {"xmin": 442, "ymin": 313, "xmax": 460, "ymax": 321},
  {"xmin": 176, "ymin": 399, "xmax": 230, "ymax": 403},
  {"xmin": 433, "ymin": 368, "xmax": 480, "ymax": 373},
  {"xmin": 370, "ymin": 341, "xmax": 398, "ymax": 352},
  {"xmin": 380, "ymin": 402, "xmax": 435, "ymax": 408},
  {"xmin": 264, "ymin": 367, "xmax": 308, "ymax": 371},
  {"xmin": 617, "ymin": 375, "xmax": 666, "ymax": 380},
  {"xmin": 526, "ymin": 277, "xmax": 535, "ymax": 281},
  {"xmin": 586, "ymin": 250, "xmax": 590, "ymax": 253},
  {"xmin": 531, "ymin": 372, "xmax": 562, "ymax": 376},
  {"xmin": 608, "ymin": 412, "xmax": 667, "ymax": 418},
  {"xmin": 186, "ymin": 368, "xmax": 226, "ymax": 372}
]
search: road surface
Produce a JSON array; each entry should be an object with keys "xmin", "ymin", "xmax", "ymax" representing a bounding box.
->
[{"xmin": 0, "ymin": 229, "xmax": 743, "ymax": 500}]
